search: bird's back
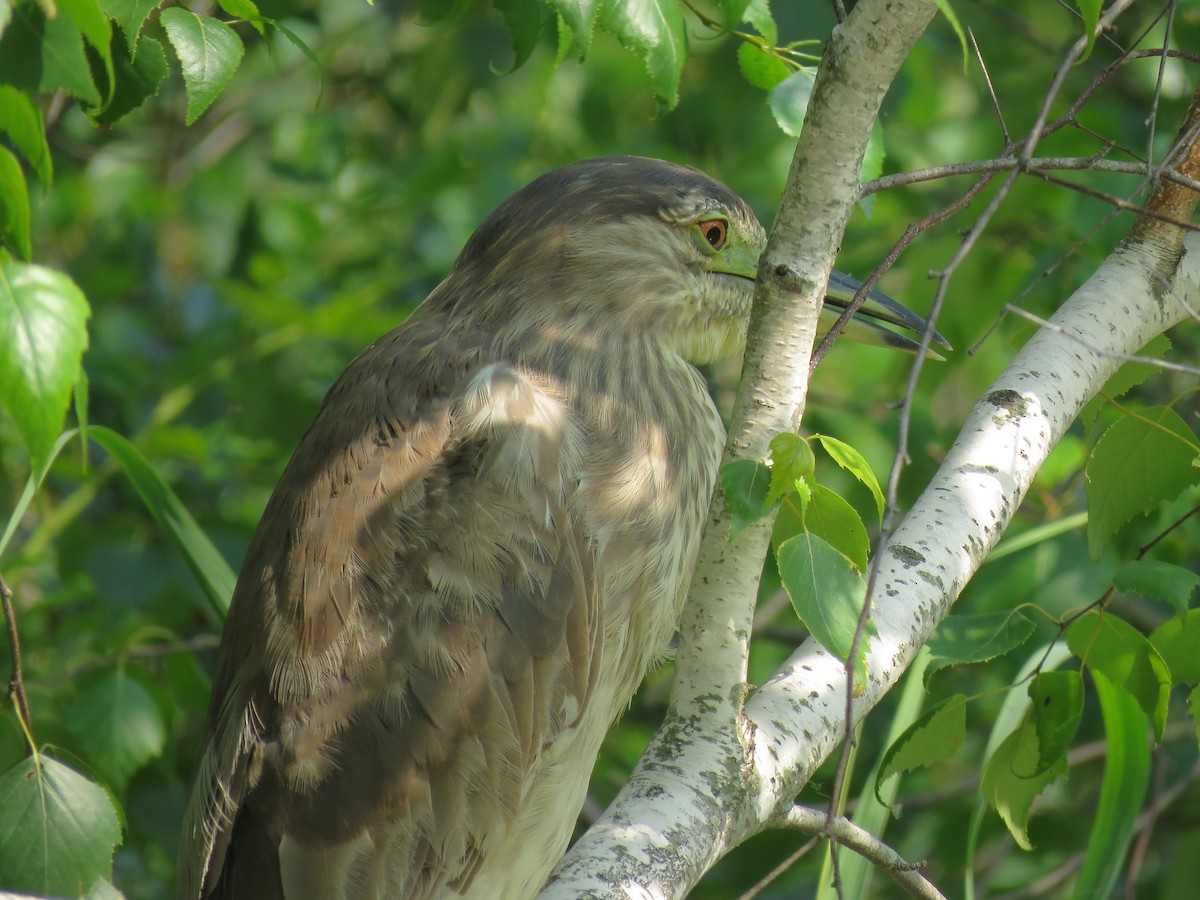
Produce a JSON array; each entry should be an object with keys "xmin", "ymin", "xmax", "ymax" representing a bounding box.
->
[{"xmin": 178, "ymin": 303, "xmax": 725, "ymax": 899}]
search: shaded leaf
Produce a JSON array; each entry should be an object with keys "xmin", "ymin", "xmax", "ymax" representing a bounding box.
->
[
  {"xmin": 89, "ymin": 28, "xmax": 168, "ymax": 125},
  {"xmin": 981, "ymin": 724, "xmax": 1067, "ymax": 850},
  {"xmin": 495, "ymin": 0, "xmax": 553, "ymax": 71},
  {"xmin": 767, "ymin": 431, "xmax": 814, "ymax": 505},
  {"xmin": 1027, "ymin": 671, "xmax": 1084, "ymax": 777},
  {"xmin": 1114, "ymin": 559, "xmax": 1199, "ymax": 616},
  {"xmin": 1071, "ymin": 672, "xmax": 1149, "ymax": 899},
  {"xmin": 1079, "ymin": 336, "xmax": 1170, "ymax": 427},
  {"xmin": 0, "ymin": 2, "xmax": 101, "ymax": 104},
  {"xmin": 767, "ymin": 67, "xmax": 813, "ymax": 137},
  {"xmin": 0, "ymin": 85, "xmax": 52, "ymax": 184},
  {"xmin": 875, "ymin": 693, "xmax": 968, "ymax": 804},
  {"xmin": 926, "ymin": 610, "xmax": 1036, "ymax": 681},
  {"xmin": 0, "ymin": 755, "xmax": 122, "ymax": 896},
  {"xmin": 1149, "ymin": 609, "xmax": 1200, "ymax": 686},
  {"xmin": 0, "ymin": 145, "xmax": 31, "ymax": 260},
  {"xmin": 0, "ymin": 262, "xmax": 90, "ymax": 471},
  {"xmin": 601, "ymin": 0, "xmax": 687, "ymax": 109},
  {"xmin": 67, "ymin": 668, "xmax": 168, "ymax": 791},
  {"xmin": 88, "ymin": 425, "xmax": 235, "ymax": 619},
  {"xmin": 1066, "ymin": 610, "xmax": 1170, "ymax": 741},
  {"xmin": 1086, "ymin": 406, "xmax": 1199, "ymax": 559},
  {"xmin": 160, "ymin": 8, "xmax": 245, "ymax": 125},
  {"xmin": 721, "ymin": 458, "xmax": 773, "ymax": 538},
  {"xmin": 778, "ymin": 531, "xmax": 871, "ymax": 674}
]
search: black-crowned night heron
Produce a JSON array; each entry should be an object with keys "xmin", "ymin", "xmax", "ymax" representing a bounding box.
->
[{"xmin": 178, "ymin": 156, "xmax": 942, "ymax": 899}]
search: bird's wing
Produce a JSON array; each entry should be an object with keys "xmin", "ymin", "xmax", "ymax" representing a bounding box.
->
[{"xmin": 178, "ymin": 316, "xmax": 603, "ymax": 899}]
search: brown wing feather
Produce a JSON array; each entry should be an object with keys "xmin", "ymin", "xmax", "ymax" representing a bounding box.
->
[{"xmin": 177, "ymin": 310, "xmax": 602, "ymax": 899}]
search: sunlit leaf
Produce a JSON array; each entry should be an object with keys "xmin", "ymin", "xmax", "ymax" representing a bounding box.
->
[
  {"xmin": 815, "ymin": 433, "xmax": 885, "ymax": 523},
  {"xmin": 161, "ymin": 8, "xmax": 245, "ymax": 125},
  {"xmin": 550, "ymin": 0, "xmax": 602, "ymax": 54},
  {"xmin": 0, "ymin": 262, "xmax": 90, "ymax": 471}
]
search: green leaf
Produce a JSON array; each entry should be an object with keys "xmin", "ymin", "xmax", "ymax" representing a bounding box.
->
[
  {"xmin": 600, "ymin": 0, "xmax": 687, "ymax": 110},
  {"xmin": 932, "ymin": 0, "xmax": 967, "ymax": 69},
  {"xmin": 1027, "ymin": 671, "xmax": 1084, "ymax": 777},
  {"xmin": 0, "ymin": 2, "xmax": 100, "ymax": 104},
  {"xmin": 88, "ymin": 425, "xmax": 235, "ymax": 619},
  {"xmin": 815, "ymin": 433, "xmax": 885, "ymax": 523},
  {"xmin": 767, "ymin": 431, "xmax": 815, "ymax": 505},
  {"xmin": 418, "ymin": 0, "xmax": 472, "ymax": 24},
  {"xmin": 1066, "ymin": 610, "xmax": 1170, "ymax": 741},
  {"xmin": 89, "ymin": 29, "xmax": 167, "ymax": 125},
  {"xmin": 981, "ymin": 722, "xmax": 1067, "ymax": 850},
  {"xmin": 550, "ymin": 0, "xmax": 601, "ymax": 55},
  {"xmin": 160, "ymin": 8, "xmax": 245, "ymax": 125},
  {"xmin": 219, "ymin": 0, "xmax": 262, "ymax": 21},
  {"xmin": 1150, "ymin": 609, "xmax": 1200, "ymax": 686},
  {"xmin": 1071, "ymin": 672, "xmax": 1150, "ymax": 900},
  {"xmin": 803, "ymin": 483, "xmax": 870, "ymax": 571},
  {"xmin": 104, "ymin": 0, "xmax": 161, "ymax": 44},
  {"xmin": 925, "ymin": 610, "xmax": 1036, "ymax": 681},
  {"xmin": 766, "ymin": 67, "xmax": 813, "ymax": 137},
  {"xmin": 0, "ymin": 755, "xmax": 122, "ymax": 896},
  {"xmin": 0, "ymin": 145, "xmax": 31, "ymax": 260},
  {"xmin": 720, "ymin": 458, "xmax": 773, "ymax": 538},
  {"xmin": 1074, "ymin": 0, "xmax": 1101, "ymax": 63},
  {"xmin": 495, "ymin": 0, "xmax": 552, "ymax": 71},
  {"xmin": 1086, "ymin": 406, "xmax": 1199, "ymax": 559},
  {"xmin": 737, "ymin": 40, "xmax": 789, "ymax": 91},
  {"xmin": 66, "ymin": 668, "xmax": 167, "ymax": 791},
  {"xmin": 875, "ymin": 693, "xmax": 968, "ymax": 804},
  {"xmin": 0, "ymin": 85, "xmax": 52, "ymax": 185},
  {"xmin": 59, "ymin": 0, "xmax": 112, "ymax": 64},
  {"xmin": 778, "ymin": 531, "xmax": 871, "ymax": 672},
  {"xmin": 708, "ymin": 0, "xmax": 751, "ymax": 31},
  {"xmin": 0, "ymin": 262, "xmax": 90, "ymax": 471},
  {"xmin": 742, "ymin": 0, "xmax": 776, "ymax": 45},
  {"xmin": 1079, "ymin": 336, "xmax": 1170, "ymax": 427},
  {"xmin": 1113, "ymin": 559, "xmax": 1199, "ymax": 616}
]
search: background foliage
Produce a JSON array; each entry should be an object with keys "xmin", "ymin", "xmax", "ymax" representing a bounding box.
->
[{"xmin": 2, "ymin": 0, "xmax": 1200, "ymax": 897}]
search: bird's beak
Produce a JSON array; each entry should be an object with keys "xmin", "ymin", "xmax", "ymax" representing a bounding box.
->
[{"xmin": 821, "ymin": 270, "xmax": 951, "ymax": 358}]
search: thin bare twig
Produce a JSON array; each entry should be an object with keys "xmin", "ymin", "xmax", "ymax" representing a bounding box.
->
[{"xmin": 1, "ymin": 573, "xmax": 32, "ymax": 753}]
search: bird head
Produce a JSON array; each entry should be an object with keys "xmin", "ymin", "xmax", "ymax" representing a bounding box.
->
[{"xmin": 440, "ymin": 156, "xmax": 946, "ymax": 363}]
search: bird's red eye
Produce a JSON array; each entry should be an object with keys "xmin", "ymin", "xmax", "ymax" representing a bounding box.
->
[{"xmin": 699, "ymin": 219, "xmax": 727, "ymax": 250}]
